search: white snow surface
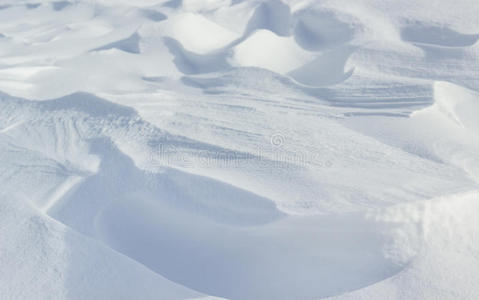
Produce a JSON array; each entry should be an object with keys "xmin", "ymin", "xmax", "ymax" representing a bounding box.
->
[{"xmin": 0, "ymin": 0, "xmax": 479, "ymax": 299}]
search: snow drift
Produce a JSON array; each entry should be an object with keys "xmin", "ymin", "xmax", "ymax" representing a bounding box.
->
[{"xmin": 1, "ymin": 0, "xmax": 479, "ymax": 299}]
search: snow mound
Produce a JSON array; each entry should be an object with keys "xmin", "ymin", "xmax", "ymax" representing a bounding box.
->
[
  {"xmin": 231, "ymin": 29, "xmax": 314, "ymax": 74},
  {"xmin": 432, "ymin": 81, "xmax": 479, "ymax": 131}
]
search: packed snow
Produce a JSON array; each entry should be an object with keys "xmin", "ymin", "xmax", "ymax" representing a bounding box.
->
[{"xmin": 0, "ymin": 0, "xmax": 478, "ymax": 299}]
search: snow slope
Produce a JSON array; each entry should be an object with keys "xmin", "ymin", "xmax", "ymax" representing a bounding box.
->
[{"xmin": 0, "ymin": 0, "xmax": 479, "ymax": 299}]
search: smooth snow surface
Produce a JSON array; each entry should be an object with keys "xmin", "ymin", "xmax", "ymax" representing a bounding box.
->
[{"xmin": 1, "ymin": 0, "xmax": 479, "ymax": 299}]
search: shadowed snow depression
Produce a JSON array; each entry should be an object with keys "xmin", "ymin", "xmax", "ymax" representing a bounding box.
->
[{"xmin": 1, "ymin": 0, "xmax": 479, "ymax": 299}]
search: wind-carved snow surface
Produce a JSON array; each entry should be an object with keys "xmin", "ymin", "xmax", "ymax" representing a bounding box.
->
[{"xmin": 0, "ymin": 0, "xmax": 479, "ymax": 299}]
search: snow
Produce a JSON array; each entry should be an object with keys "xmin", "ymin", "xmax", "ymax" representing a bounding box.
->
[{"xmin": 0, "ymin": 0, "xmax": 479, "ymax": 299}]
